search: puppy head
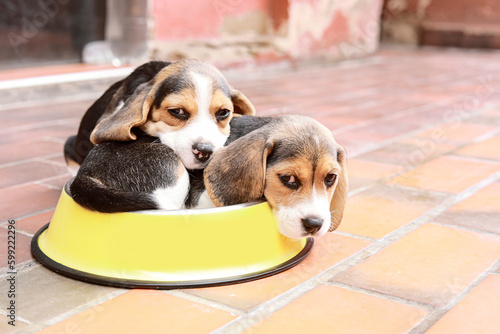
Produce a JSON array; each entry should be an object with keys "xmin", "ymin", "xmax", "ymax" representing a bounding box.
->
[
  {"xmin": 91, "ymin": 59, "xmax": 255, "ymax": 169},
  {"xmin": 204, "ymin": 116, "xmax": 348, "ymax": 239}
]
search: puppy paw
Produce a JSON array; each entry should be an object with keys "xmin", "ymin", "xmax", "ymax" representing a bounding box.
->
[
  {"xmin": 152, "ymin": 171, "xmax": 190, "ymax": 210},
  {"xmin": 193, "ymin": 190, "xmax": 215, "ymax": 209}
]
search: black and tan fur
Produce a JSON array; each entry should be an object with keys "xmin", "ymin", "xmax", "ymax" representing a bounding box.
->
[
  {"xmin": 204, "ymin": 115, "xmax": 348, "ymax": 239},
  {"xmin": 64, "ymin": 59, "xmax": 255, "ymax": 171}
]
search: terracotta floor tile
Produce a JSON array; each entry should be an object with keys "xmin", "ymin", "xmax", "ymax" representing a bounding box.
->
[
  {"xmin": 434, "ymin": 183, "xmax": 500, "ymax": 234},
  {"xmin": 43, "ymin": 154, "xmax": 68, "ymax": 167},
  {"xmin": 358, "ymin": 137, "xmax": 456, "ymax": 166},
  {"xmin": 426, "ymin": 275, "xmax": 500, "ymax": 334},
  {"xmin": 309, "ymin": 104, "xmax": 351, "ymax": 116},
  {"xmin": 0, "ymin": 184, "xmax": 61, "ymax": 222},
  {"xmin": 483, "ymin": 109, "xmax": 500, "ymax": 116},
  {"xmin": 389, "ymin": 155, "xmax": 500, "ymax": 193},
  {"xmin": 455, "ymin": 136, "xmax": 500, "ymax": 161},
  {"xmin": 417, "ymin": 122, "xmax": 497, "ymax": 145},
  {"xmin": 0, "ymin": 315, "xmax": 30, "ymax": 334},
  {"xmin": 15, "ymin": 210, "xmax": 54, "ymax": 235},
  {"xmin": 396, "ymin": 108, "xmax": 450, "ymax": 126},
  {"xmin": 1, "ymin": 100, "xmax": 89, "ymax": 123},
  {"xmin": 468, "ymin": 113, "xmax": 500, "ymax": 127},
  {"xmin": 338, "ymin": 120, "xmax": 423, "ymax": 142},
  {"xmin": 353, "ymin": 100, "xmax": 424, "ymax": 119},
  {"xmin": 0, "ymin": 161, "xmax": 68, "ymax": 189},
  {"xmin": 0, "ymin": 123, "xmax": 77, "ymax": 145},
  {"xmin": 311, "ymin": 117, "xmax": 345, "ymax": 131},
  {"xmin": 37, "ymin": 290, "xmax": 237, "ymax": 334},
  {"xmin": 347, "ymin": 159, "xmax": 401, "ymax": 191},
  {"xmin": 0, "ymin": 266, "xmax": 116, "ymax": 324},
  {"xmin": 334, "ymin": 223, "xmax": 500, "ymax": 307},
  {"xmin": 0, "ymin": 226, "xmax": 33, "ymax": 268},
  {"xmin": 38, "ymin": 173, "xmax": 73, "ymax": 190},
  {"xmin": 333, "ymin": 135, "xmax": 373, "ymax": 157},
  {"xmin": 188, "ymin": 233, "xmax": 371, "ymax": 311},
  {"xmin": 246, "ymin": 285, "xmax": 427, "ymax": 334},
  {"xmin": 338, "ymin": 184, "xmax": 448, "ymax": 239},
  {"xmin": 0, "ymin": 140, "xmax": 62, "ymax": 165}
]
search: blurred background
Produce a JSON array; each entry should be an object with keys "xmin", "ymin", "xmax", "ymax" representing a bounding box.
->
[{"xmin": 2, "ymin": 0, "xmax": 499, "ymax": 70}]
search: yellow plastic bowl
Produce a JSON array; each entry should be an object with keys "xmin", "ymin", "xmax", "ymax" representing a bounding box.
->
[{"xmin": 31, "ymin": 180, "xmax": 313, "ymax": 289}]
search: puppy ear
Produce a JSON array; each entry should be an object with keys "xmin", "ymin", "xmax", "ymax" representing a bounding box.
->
[
  {"xmin": 90, "ymin": 82, "xmax": 154, "ymax": 144},
  {"xmin": 204, "ymin": 129, "xmax": 273, "ymax": 206},
  {"xmin": 329, "ymin": 146, "xmax": 349, "ymax": 232},
  {"xmin": 230, "ymin": 89, "xmax": 255, "ymax": 116}
]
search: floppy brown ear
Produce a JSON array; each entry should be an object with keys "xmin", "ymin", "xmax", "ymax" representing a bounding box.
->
[
  {"xmin": 204, "ymin": 128, "xmax": 274, "ymax": 206},
  {"xmin": 329, "ymin": 146, "xmax": 349, "ymax": 232},
  {"xmin": 90, "ymin": 82, "xmax": 154, "ymax": 144},
  {"xmin": 230, "ymin": 89, "xmax": 255, "ymax": 116}
]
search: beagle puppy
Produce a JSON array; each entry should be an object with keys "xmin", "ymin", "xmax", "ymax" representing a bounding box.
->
[
  {"xmin": 64, "ymin": 59, "xmax": 255, "ymax": 171},
  {"xmin": 69, "ymin": 130, "xmax": 207, "ymax": 212},
  {"xmin": 204, "ymin": 115, "xmax": 348, "ymax": 239}
]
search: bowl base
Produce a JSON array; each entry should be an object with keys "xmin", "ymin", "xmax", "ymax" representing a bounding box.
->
[{"xmin": 31, "ymin": 223, "xmax": 314, "ymax": 289}]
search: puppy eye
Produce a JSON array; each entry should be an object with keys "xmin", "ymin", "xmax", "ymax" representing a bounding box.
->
[
  {"xmin": 215, "ymin": 109, "xmax": 231, "ymax": 121},
  {"xmin": 325, "ymin": 173, "xmax": 337, "ymax": 187},
  {"xmin": 280, "ymin": 174, "xmax": 299, "ymax": 190},
  {"xmin": 168, "ymin": 108, "xmax": 188, "ymax": 120}
]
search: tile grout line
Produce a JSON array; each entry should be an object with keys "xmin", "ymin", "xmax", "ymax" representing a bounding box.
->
[
  {"xmin": 446, "ymin": 152, "xmax": 500, "ymax": 164},
  {"xmin": 1, "ymin": 118, "xmax": 79, "ymax": 134},
  {"xmin": 431, "ymin": 220, "xmax": 500, "ymax": 237},
  {"xmin": 378, "ymin": 170, "xmax": 500, "ymax": 245},
  {"xmin": 409, "ymin": 259, "xmax": 500, "ymax": 334},
  {"xmin": 344, "ymin": 105, "xmax": 488, "ymax": 160},
  {"xmin": 0, "ymin": 152, "xmax": 64, "ymax": 169},
  {"xmin": 347, "ymin": 147, "xmax": 500, "ymax": 206},
  {"xmin": 470, "ymin": 128, "xmax": 500, "ymax": 143},
  {"xmin": 0, "ymin": 224, "xmax": 36, "ymax": 239},
  {"xmin": 0, "ymin": 312, "xmax": 32, "ymax": 327},
  {"xmin": 34, "ymin": 157, "xmax": 68, "ymax": 168},
  {"xmin": 325, "ymin": 281, "xmax": 436, "ymax": 312},
  {"xmin": 0, "ymin": 207, "xmax": 56, "ymax": 226},
  {"xmin": 40, "ymin": 289, "xmax": 129, "ymax": 329},
  {"xmin": 0, "ymin": 95, "xmax": 98, "ymax": 112},
  {"xmin": 209, "ymin": 243, "xmax": 379, "ymax": 334},
  {"xmin": 43, "ymin": 137, "xmax": 67, "ymax": 145},
  {"xmin": 34, "ymin": 181, "xmax": 66, "ymax": 191},
  {"xmin": 0, "ymin": 259, "xmax": 39, "ymax": 278},
  {"xmin": 33, "ymin": 172, "xmax": 72, "ymax": 189},
  {"xmin": 332, "ymin": 98, "xmax": 458, "ymax": 138},
  {"xmin": 163, "ymin": 290, "xmax": 247, "ymax": 316},
  {"xmin": 332, "ymin": 230, "xmax": 378, "ymax": 243},
  {"xmin": 210, "ymin": 170, "xmax": 500, "ymax": 334}
]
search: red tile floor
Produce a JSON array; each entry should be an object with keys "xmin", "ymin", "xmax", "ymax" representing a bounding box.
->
[{"xmin": 1, "ymin": 47, "xmax": 500, "ymax": 333}]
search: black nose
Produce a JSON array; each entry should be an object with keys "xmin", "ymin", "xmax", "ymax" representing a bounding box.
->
[
  {"xmin": 192, "ymin": 143, "xmax": 214, "ymax": 162},
  {"xmin": 302, "ymin": 217, "xmax": 324, "ymax": 235}
]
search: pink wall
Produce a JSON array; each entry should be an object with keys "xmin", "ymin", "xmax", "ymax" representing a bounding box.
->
[
  {"xmin": 151, "ymin": 0, "xmax": 383, "ymax": 65},
  {"xmin": 153, "ymin": 0, "xmax": 271, "ymax": 40}
]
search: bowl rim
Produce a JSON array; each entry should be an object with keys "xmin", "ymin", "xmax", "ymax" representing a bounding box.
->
[{"xmin": 64, "ymin": 178, "xmax": 268, "ymax": 216}]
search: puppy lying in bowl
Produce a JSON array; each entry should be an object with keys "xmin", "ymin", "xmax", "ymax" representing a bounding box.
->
[
  {"xmin": 64, "ymin": 59, "xmax": 255, "ymax": 172},
  {"xmin": 205, "ymin": 115, "xmax": 348, "ymax": 239},
  {"xmin": 71, "ymin": 115, "xmax": 348, "ymax": 239}
]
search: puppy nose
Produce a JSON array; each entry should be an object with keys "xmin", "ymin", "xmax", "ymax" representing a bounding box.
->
[
  {"xmin": 192, "ymin": 143, "xmax": 214, "ymax": 162},
  {"xmin": 302, "ymin": 217, "xmax": 324, "ymax": 235}
]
